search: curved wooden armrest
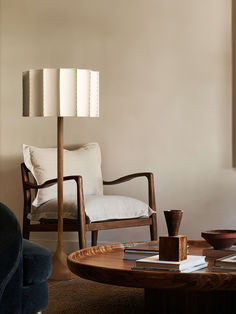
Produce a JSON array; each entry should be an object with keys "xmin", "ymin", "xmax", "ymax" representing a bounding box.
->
[
  {"xmin": 103, "ymin": 172, "xmax": 156, "ymax": 211},
  {"xmin": 23, "ymin": 175, "xmax": 86, "ymax": 226},
  {"xmin": 24, "ymin": 175, "xmax": 82, "ymax": 190},
  {"xmin": 103, "ymin": 172, "xmax": 153, "ymax": 185}
]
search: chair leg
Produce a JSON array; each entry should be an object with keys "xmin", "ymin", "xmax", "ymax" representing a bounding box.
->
[
  {"xmin": 150, "ymin": 214, "xmax": 158, "ymax": 241},
  {"xmin": 23, "ymin": 225, "xmax": 30, "ymax": 240},
  {"xmin": 91, "ymin": 231, "xmax": 98, "ymax": 246},
  {"xmin": 78, "ymin": 228, "xmax": 87, "ymax": 249}
]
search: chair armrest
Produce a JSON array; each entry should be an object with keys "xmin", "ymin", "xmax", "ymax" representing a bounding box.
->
[
  {"xmin": 103, "ymin": 172, "xmax": 156, "ymax": 211},
  {"xmin": 103, "ymin": 172, "xmax": 153, "ymax": 185},
  {"xmin": 23, "ymin": 176, "xmax": 86, "ymax": 224},
  {"xmin": 24, "ymin": 176, "xmax": 81, "ymax": 190}
]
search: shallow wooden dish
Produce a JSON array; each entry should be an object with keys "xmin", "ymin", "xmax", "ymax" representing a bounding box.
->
[{"xmin": 201, "ymin": 230, "xmax": 236, "ymax": 249}]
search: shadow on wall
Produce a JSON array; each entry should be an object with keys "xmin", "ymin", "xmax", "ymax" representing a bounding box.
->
[{"xmin": 0, "ymin": 157, "xmax": 23, "ymax": 226}]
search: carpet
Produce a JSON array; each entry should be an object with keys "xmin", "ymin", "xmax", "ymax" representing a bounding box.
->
[{"xmin": 45, "ymin": 277, "xmax": 145, "ymax": 314}]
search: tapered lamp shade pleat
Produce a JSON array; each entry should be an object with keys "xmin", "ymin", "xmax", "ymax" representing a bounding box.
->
[{"xmin": 23, "ymin": 68, "xmax": 99, "ymax": 117}]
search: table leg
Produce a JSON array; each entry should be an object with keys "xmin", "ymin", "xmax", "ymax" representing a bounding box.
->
[{"xmin": 144, "ymin": 288, "xmax": 236, "ymax": 314}]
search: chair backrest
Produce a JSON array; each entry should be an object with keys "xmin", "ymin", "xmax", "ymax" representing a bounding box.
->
[
  {"xmin": 21, "ymin": 162, "xmax": 33, "ymax": 216},
  {"xmin": 21, "ymin": 162, "xmax": 33, "ymax": 186}
]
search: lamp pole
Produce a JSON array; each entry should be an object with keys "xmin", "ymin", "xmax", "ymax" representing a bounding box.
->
[{"xmin": 50, "ymin": 117, "xmax": 74, "ymax": 280}]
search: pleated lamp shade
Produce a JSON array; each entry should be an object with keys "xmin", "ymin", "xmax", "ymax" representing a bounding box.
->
[{"xmin": 23, "ymin": 68, "xmax": 99, "ymax": 117}]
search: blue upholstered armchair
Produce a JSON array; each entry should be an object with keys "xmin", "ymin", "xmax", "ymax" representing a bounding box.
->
[{"xmin": 0, "ymin": 202, "xmax": 52, "ymax": 314}]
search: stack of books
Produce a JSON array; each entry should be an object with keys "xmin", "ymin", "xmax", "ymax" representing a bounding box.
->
[
  {"xmin": 123, "ymin": 242, "xmax": 159, "ymax": 261},
  {"xmin": 202, "ymin": 246, "xmax": 236, "ymax": 259},
  {"xmin": 212, "ymin": 254, "xmax": 236, "ymax": 272},
  {"xmin": 132, "ymin": 255, "xmax": 208, "ymax": 272}
]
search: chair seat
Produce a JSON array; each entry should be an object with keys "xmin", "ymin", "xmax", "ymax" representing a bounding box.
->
[
  {"xmin": 28, "ymin": 195, "xmax": 154, "ymax": 223},
  {"xmin": 22, "ymin": 239, "xmax": 52, "ymax": 285}
]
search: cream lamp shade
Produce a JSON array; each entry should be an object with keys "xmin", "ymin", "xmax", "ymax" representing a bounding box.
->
[{"xmin": 23, "ymin": 68, "xmax": 99, "ymax": 117}]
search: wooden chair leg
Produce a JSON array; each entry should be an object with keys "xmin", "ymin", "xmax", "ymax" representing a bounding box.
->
[
  {"xmin": 91, "ymin": 231, "xmax": 98, "ymax": 246},
  {"xmin": 150, "ymin": 214, "xmax": 158, "ymax": 241},
  {"xmin": 78, "ymin": 227, "xmax": 87, "ymax": 249},
  {"xmin": 23, "ymin": 226, "xmax": 30, "ymax": 240}
]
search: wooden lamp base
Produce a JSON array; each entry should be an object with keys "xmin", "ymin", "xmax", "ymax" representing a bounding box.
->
[
  {"xmin": 50, "ymin": 249, "xmax": 76, "ymax": 280},
  {"xmin": 50, "ymin": 246, "xmax": 75, "ymax": 281},
  {"xmin": 159, "ymin": 235, "xmax": 187, "ymax": 261}
]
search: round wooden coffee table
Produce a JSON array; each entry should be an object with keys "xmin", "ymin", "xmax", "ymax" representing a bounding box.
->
[{"xmin": 68, "ymin": 241, "xmax": 236, "ymax": 314}]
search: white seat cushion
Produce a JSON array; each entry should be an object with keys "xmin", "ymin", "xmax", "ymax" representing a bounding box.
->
[
  {"xmin": 28, "ymin": 195, "xmax": 154, "ymax": 222},
  {"xmin": 23, "ymin": 143, "xmax": 103, "ymax": 207}
]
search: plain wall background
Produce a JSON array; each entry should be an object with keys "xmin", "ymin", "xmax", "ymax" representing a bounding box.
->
[{"xmin": 0, "ymin": 0, "xmax": 234, "ymax": 251}]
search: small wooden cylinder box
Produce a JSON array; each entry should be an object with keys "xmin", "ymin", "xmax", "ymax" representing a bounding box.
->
[{"xmin": 159, "ymin": 235, "xmax": 187, "ymax": 261}]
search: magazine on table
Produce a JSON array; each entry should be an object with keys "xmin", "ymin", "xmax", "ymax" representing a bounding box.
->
[
  {"xmin": 212, "ymin": 254, "xmax": 236, "ymax": 272},
  {"xmin": 123, "ymin": 242, "xmax": 159, "ymax": 261}
]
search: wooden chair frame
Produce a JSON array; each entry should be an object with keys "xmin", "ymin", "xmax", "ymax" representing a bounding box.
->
[{"xmin": 21, "ymin": 163, "xmax": 157, "ymax": 249}]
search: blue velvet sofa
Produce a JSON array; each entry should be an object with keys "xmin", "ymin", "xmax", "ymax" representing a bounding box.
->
[{"xmin": 0, "ymin": 202, "xmax": 52, "ymax": 314}]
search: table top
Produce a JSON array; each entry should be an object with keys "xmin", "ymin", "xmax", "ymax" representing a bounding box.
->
[{"xmin": 67, "ymin": 240, "xmax": 236, "ymax": 291}]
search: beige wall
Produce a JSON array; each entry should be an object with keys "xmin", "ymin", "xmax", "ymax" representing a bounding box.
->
[{"xmin": 0, "ymin": 0, "xmax": 233, "ymax": 251}]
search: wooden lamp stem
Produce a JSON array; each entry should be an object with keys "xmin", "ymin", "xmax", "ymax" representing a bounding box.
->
[
  {"xmin": 50, "ymin": 117, "xmax": 74, "ymax": 280},
  {"xmin": 58, "ymin": 116, "xmax": 64, "ymax": 249}
]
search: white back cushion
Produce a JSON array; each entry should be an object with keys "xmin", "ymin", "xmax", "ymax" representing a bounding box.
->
[{"xmin": 23, "ymin": 143, "xmax": 103, "ymax": 207}]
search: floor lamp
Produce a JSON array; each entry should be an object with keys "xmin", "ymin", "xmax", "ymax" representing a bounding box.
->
[{"xmin": 23, "ymin": 68, "xmax": 99, "ymax": 280}]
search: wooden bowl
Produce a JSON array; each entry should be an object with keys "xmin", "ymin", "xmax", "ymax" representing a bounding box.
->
[{"xmin": 201, "ymin": 230, "xmax": 236, "ymax": 250}]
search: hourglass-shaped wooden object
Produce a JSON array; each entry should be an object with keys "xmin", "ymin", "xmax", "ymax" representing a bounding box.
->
[{"xmin": 159, "ymin": 210, "xmax": 187, "ymax": 261}]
